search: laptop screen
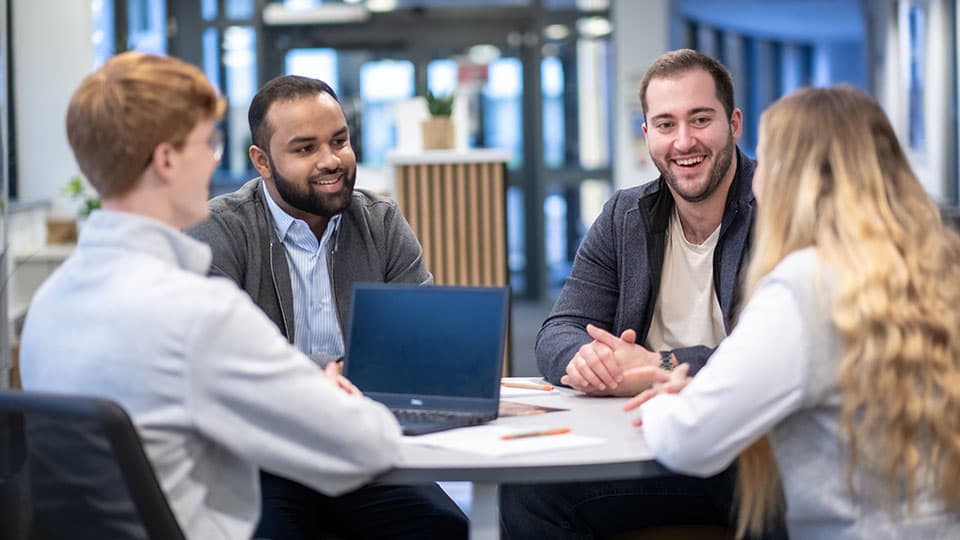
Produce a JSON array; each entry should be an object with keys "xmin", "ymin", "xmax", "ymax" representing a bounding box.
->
[{"xmin": 344, "ymin": 284, "xmax": 509, "ymax": 400}]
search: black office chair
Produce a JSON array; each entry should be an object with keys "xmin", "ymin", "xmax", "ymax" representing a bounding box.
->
[{"xmin": 0, "ymin": 390, "xmax": 185, "ymax": 540}]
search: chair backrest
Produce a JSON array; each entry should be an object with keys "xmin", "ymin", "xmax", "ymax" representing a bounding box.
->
[
  {"xmin": 0, "ymin": 391, "xmax": 185, "ymax": 540},
  {"xmin": 941, "ymin": 204, "xmax": 960, "ymax": 231}
]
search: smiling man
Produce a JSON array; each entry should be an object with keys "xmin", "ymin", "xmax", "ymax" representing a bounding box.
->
[
  {"xmin": 499, "ymin": 49, "xmax": 766, "ymax": 538},
  {"xmin": 540, "ymin": 48, "xmax": 754, "ymax": 398},
  {"xmin": 188, "ymin": 75, "xmax": 466, "ymax": 540}
]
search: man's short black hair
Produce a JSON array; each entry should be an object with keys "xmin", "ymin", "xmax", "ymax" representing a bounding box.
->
[{"xmin": 248, "ymin": 75, "xmax": 340, "ymax": 152}]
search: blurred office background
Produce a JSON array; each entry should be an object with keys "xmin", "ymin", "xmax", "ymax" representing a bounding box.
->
[{"xmin": 0, "ymin": 0, "xmax": 956, "ymax": 383}]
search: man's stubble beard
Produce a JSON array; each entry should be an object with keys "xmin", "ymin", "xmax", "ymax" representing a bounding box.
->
[{"xmin": 655, "ymin": 129, "xmax": 735, "ymax": 204}]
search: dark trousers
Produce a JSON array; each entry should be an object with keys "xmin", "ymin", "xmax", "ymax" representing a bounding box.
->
[
  {"xmin": 255, "ymin": 471, "xmax": 468, "ymax": 540},
  {"xmin": 499, "ymin": 467, "xmax": 787, "ymax": 540}
]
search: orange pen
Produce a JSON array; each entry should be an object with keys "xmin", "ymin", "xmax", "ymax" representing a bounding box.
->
[
  {"xmin": 500, "ymin": 427, "xmax": 571, "ymax": 440},
  {"xmin": 501, "ymin": 381, "xmax": 555, "ymax": 391}
]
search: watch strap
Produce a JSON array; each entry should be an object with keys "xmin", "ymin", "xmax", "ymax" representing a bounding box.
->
[{"xmin": 659, "ymin": 350, "xmax": 674, "ymax": 371}]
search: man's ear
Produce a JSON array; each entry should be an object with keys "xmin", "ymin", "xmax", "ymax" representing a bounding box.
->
[
  {"xmin": 146, "ymin": 142, "xmax": 178, "ymax": 185},
  {"xmin": 249, "ymin": 145, "xmax": 272, "ymax": 179},
  {"xmin": 730, "ymin": 108, "xmax": 744, "ymax": 141}
]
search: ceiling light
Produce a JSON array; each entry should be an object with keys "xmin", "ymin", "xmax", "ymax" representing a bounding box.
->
[
  {"xmin": 367, "ymin": 0, "xmax": 398, "ymax": 13},
  {"xmin": 577, "ymin": 16, "xmax": 612, "ymax": 39},
  {"xmin": 576, "ymin": 0, "xmax": 609, "ymax": 10},
  {"xmin": 262, "ymin": 3, "xmax": 370, "ymax": 25},
  {"xmin": 468, "ymin": 44, "xmax": 501, "ymax": 65},
  {"xmin": 544, "ymin": 24, "xmax": 570, "ymax": 41}
]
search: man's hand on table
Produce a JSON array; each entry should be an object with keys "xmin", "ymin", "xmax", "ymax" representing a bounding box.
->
[{"xmin": 560, "ymin": 324, "xmax": 662, "ymax": 397}]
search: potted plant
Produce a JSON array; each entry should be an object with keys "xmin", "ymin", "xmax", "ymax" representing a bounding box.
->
[
  {"xmin": 422, "ymin": 91, "xmax": 456, "ymax": 150},
  {"xmin": 47, "ymin": 175, "xmax": 101, "ymax": 243},
  {"xmin": 63, "ymin": 175, "xmax": 101, "ymax": 219}
]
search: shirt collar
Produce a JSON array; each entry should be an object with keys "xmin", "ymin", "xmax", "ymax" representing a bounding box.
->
[
  {"xmin": 81, "ymin": 210, "xmax": 212, "ymax": 275},
  {"xmin": 262, "ymin": 180, "xmax": 296, "ymax": 241}
]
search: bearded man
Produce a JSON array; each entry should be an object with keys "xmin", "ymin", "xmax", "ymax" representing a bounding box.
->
[
  {"xmin": 500, "ymin": 49, "xmax": 772, "ymax": 539},
  {"xmin": 536, "ymin": 48, "xmax": 755, "ymax": 397},
  {"xmin": 189, "ymin": 75, "xmax": 467, "ymax": 540}
]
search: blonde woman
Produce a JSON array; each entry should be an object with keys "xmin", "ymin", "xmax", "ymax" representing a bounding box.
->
[{"xmin": 591, "ymin": 86, "xmax": 960, "ymax": 539}]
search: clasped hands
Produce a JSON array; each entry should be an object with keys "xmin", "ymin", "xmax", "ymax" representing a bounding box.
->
[{"xmin": 560, "ymin": 324, "xmax": 689, "ymax": 397}]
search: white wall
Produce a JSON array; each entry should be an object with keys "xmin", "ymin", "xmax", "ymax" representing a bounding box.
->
[
  {"xmin": 920, "ymin": 0, "xmax": 953, "ymax": 203},
  {"xmin": 612, "ymin": 0, "xmax": 670, "ymax": 190},
  {"xmin": 876, "ymin": 1, "xmax": 902, "ymax": 133},
  {"xmin": 6, "ymin": 1, "xmax": 92, "ymax": 387},
  {"xmin": 12, "ymin": 0, "xmax": 93, "ymax": 204}
]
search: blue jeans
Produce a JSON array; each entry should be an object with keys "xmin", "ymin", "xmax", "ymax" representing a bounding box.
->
[
  {"xmin": 256, "ymin": 471, "xmax": 468, "ymax": 540},
  {"xmin": 500, "ymin": 467, "xmax": 786, "ymax": 540}
]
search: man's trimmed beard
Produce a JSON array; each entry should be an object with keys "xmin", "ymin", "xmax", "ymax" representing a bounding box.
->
[
  {"xmin": 268, "ymin": 154, "xmax": 356, "ymax": 218},
  {"xmin": 655, "ymin": 128, "xmax": 735, "ymax": 203}
]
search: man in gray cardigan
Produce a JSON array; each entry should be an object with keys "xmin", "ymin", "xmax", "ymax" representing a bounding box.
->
[
  {"xmin": 189, "ymin": 75, "xmax": 467, "ymax": 540},
  {"xmin": 500, "ymin": 50, "xmax": 779, "ymax": 539}
]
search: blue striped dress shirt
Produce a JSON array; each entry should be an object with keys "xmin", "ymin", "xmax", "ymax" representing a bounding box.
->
[{"xmin": 262, "ymin": 181, "xmax": 344, "ymax": 361}]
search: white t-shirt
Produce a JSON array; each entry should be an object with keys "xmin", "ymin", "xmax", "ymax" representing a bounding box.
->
[{"xmin": 645, "ymin": 208, "xmax": 726, "ymax": 352}]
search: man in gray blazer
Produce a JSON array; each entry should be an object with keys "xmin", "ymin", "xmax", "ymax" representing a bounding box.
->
[
  {"xmin": 189, "ymin": 75, "xmax": 466, "ymax": 540},
  {"xmin": 500, "ymin": 49, "xmax": 774, "ymax": 539}
]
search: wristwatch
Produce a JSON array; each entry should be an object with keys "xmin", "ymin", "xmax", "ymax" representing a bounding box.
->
[{"xmin": 659, "ymin": 350, "xmax": 675, "ymax": 371}]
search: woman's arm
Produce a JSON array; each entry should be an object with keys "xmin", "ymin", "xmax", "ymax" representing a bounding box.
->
[{"xmin": 637, "ymin": 276, "xmax": 812, "ymax": 477}]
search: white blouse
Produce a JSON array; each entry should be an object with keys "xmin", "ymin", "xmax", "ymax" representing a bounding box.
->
[{"xmin": 640, "ymin": 248, "xmax": 960, "ymax": 539}]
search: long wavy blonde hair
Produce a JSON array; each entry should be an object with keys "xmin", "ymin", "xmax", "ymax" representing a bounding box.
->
[{"xmin": 733, "ymin": 86, "xmax": 960, "ymax": 538}]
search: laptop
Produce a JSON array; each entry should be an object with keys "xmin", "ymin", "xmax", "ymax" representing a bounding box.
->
[{"xmin": 344, "ymin": 284, "xmax": 509, "ymax": 436}]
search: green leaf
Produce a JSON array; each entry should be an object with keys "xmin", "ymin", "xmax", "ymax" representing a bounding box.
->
[
  {"xmin": 63, "ymin": 174, "xmax": 101, "ymax": 219},
  {"xmin": 425, "ymin": 90, "xmax": 455, "ymax": 117}
]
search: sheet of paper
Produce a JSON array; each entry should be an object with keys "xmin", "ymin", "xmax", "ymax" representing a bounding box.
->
[
  {"xmin": 404, "ymin": 425, "xmax": 605, "ymax": 457},
  {"xmin": 499, "ymin": 385, "xmax": 560, "ymax": 399}
]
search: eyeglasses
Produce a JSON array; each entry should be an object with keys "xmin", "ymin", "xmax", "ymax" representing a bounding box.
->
[
  {"xmin": 190, "ymin": 129, "xmax": 224, "ymax": 162},
  {"xmin": 205, "ymin": 129, "xmax": 225, "ymax": 162},
  {"xmin": 143, "ymin": 129, "xmax": 224, "ymax": 168}
]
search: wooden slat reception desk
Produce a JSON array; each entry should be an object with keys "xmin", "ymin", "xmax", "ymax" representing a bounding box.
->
[{"xmin": 389, "ymin": 150, "xmax": 510, "ymax": 288}]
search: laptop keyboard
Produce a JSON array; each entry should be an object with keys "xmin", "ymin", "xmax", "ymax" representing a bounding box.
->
[{"xmin": 392, "ymin": 408, "xmax": 481, "ymax": 425}]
